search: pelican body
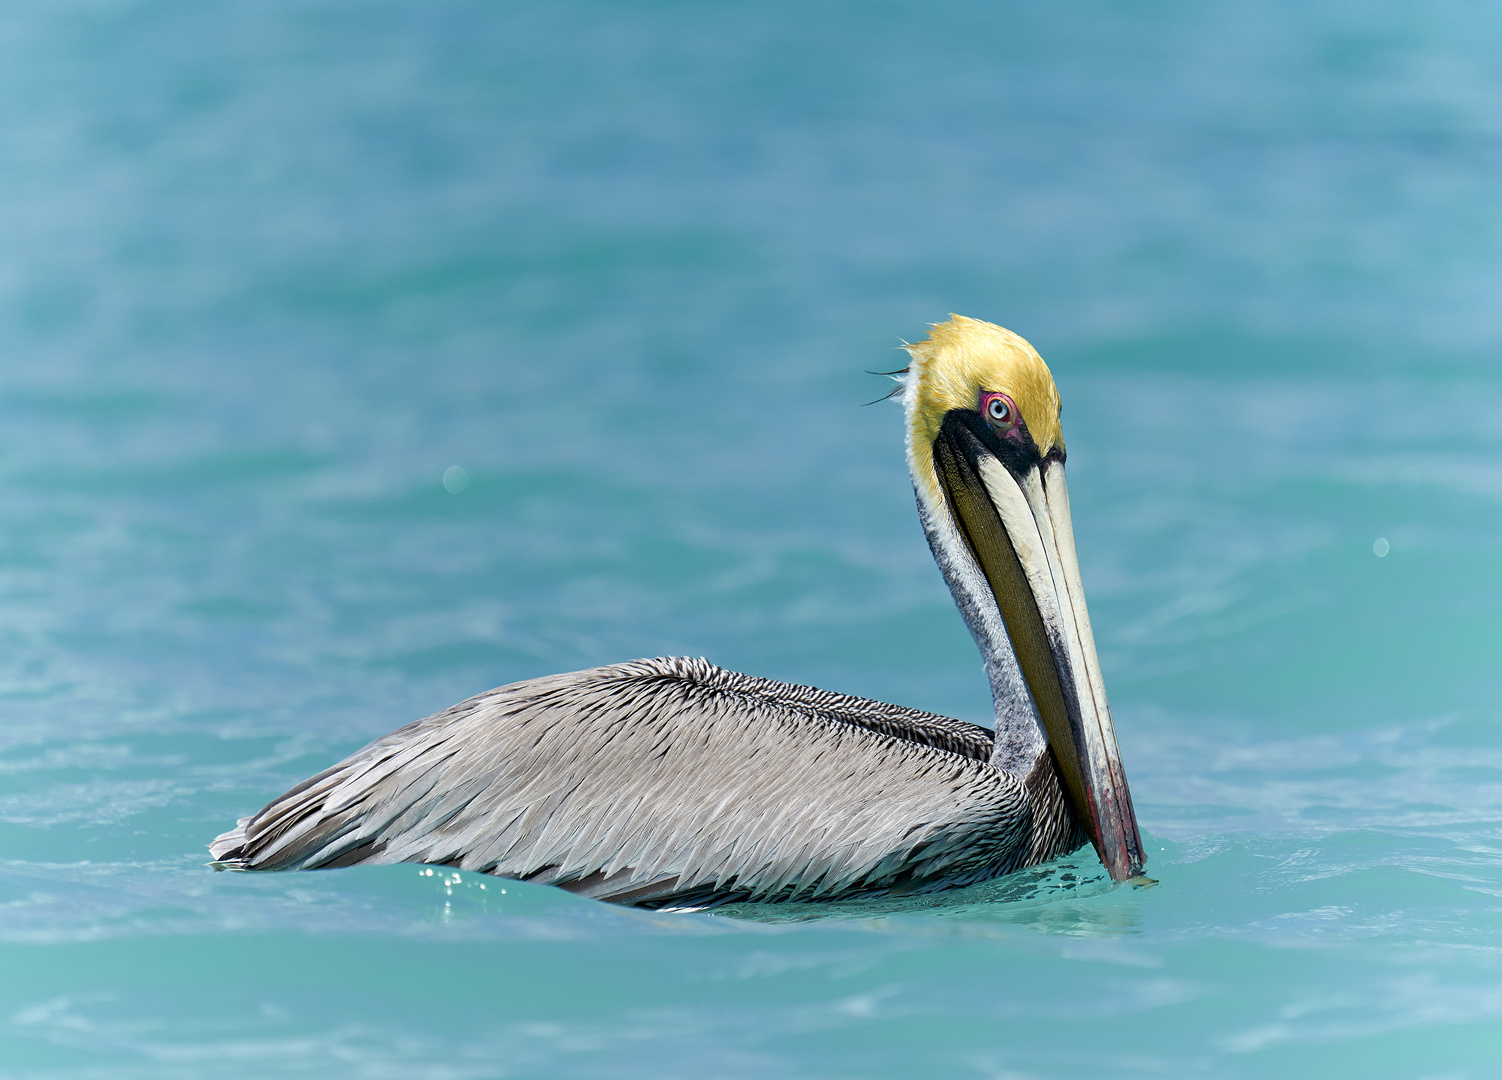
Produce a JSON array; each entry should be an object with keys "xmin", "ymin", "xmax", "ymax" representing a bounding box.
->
[{"xmin": 211, "ymin": 316, "xmax": 1145, "ymax": 907}]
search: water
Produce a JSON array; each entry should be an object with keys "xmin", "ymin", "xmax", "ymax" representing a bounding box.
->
[{"xmin": 3, "ymin": 1, "xmax": 1501, "ymax": 1076}]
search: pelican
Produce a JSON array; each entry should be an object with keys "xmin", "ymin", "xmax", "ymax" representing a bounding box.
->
[{"xmin": 210, "ymin": 315, "xmax": 1145, "ymax": 907}]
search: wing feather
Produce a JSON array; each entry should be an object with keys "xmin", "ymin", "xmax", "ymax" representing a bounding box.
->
[{"xmin": 211, "ymin": 657, "xmax": 1037, "ymax": 905}]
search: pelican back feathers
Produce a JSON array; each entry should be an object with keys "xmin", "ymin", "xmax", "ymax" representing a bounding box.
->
[{"xmin": 210, "ymin": 658, "xmax": 1081, "ymax": 908}]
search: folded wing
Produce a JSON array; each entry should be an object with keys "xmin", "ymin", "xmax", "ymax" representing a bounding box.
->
[{"xmin": 210, "ymin": 657, "xmax": 1034, "ymax": 907}]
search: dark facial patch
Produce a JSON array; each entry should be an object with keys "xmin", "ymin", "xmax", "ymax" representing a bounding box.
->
[{"xmin": 942, "ymin": 407, "xmax": 1052, "ymax": 480}]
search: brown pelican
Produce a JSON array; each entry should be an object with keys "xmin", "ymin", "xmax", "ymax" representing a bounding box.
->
[{"xmin": 210, "ymin": 315, "xmax": 1145, "ymax": 907}]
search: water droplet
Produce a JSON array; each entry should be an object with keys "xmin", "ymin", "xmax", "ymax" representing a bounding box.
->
[
  {"xmin": 1373, "ymin": 537, "xmax": 1389, "ymax": 557},
  {"xmin": 443, "ymin": 465, "xmax": 469, "ymax": 493}
]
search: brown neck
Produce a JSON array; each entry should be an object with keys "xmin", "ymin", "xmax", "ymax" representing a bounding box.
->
[{"xmin": 1023, "ymin": 747, "xmax": 1090, "ymax": 868}]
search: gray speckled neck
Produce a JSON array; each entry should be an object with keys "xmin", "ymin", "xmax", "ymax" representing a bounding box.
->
[{"xmin": 915, "ymin": 489, "xmax": 1048, "ymax": 776}]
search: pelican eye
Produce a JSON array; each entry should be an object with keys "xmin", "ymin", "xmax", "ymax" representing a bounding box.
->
[{"xmin": 980, "ymin": 391, "xmax": 1018, "ymax": 434}]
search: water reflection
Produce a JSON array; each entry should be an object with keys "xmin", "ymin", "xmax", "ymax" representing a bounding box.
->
[{"xmin": 709, "ymin": 855, "xmax": 1144, "ymax": 937}]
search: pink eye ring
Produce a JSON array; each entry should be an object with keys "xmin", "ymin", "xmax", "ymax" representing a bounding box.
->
[{"xmin": 980, "ymin": 391, "xmax": 1018, "ymax": 434}]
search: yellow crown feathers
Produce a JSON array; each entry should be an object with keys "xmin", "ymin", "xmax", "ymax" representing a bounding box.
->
[{"xmin": 900, "ymin": 314, "xmax": 1064, "ymax": 505}]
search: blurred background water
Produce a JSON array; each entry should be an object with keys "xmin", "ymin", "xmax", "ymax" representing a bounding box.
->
[{"xmin": 3, "ymin": 1, "xmax": 1502, "ymax": 1077}]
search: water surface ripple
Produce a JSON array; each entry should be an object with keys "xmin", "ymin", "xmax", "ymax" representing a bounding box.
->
[{"xmin": 2, "ymin": 2, "xmax": 1501, "ymax": 1077}]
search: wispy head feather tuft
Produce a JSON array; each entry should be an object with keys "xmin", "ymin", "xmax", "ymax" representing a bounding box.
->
[{"xmin": 862, "ymin": 344, "xmax": 913, "ymax": 406}]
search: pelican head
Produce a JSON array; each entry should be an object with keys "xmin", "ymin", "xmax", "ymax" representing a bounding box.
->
[{"xmin": 901, "ymin": 314, "xmax": 1145, "ymax": 881}]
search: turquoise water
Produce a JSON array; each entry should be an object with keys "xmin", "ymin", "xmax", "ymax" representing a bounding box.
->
[{"xmin": 3, "ymin": 1, "xmax": 1502, "ymax": 1076}]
